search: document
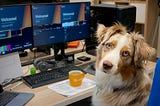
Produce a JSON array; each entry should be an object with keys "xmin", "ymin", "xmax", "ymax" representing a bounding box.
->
[
  {"xmin": 0, "ymin": 52, "xmax": 23, "ymax": 83},
  {"xmin": 48, "ymin": 78, "xmax": 96, "ymax": 97}
]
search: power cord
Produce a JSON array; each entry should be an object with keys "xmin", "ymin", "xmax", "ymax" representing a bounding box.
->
[{"xmin": 2, "ymin": 76, "xmax": 22, "ymax": 88}]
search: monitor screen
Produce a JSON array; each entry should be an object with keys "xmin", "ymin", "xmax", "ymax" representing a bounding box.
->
[
  {"xmin": 32, "ymin": 2, "xmax": 90, "ymax": 47},
  {"xmin": 0, "ymin": 5, "xmax": 33, "ymax": 55}
]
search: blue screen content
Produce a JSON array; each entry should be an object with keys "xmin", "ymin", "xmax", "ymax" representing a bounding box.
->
[
  {"xmin": 0, "ymin": 5, "xmax": 33, "ymax": 55},
  {"xmin": 32, "ymin": 2, "xmax": 90, "ymax": 47}
]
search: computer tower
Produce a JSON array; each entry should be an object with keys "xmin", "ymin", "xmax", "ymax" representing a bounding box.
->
[{"xmin": 86, "ymin": 4, "xmax": 136, "ymax": 55}]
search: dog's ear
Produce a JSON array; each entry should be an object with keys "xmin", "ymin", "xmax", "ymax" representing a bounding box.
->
[
  {"xmin": 96, "ymin": 23, "xmax": 127, "ymax": 43},
  {"xmin": 132, "ymin": 33, "xmax": 156, "ymax": 66},
  {"xmin": 96, "ymin": 24, "xmax": 107, "ymax": 43}
]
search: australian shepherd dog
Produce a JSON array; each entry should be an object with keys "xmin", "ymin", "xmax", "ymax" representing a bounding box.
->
[{"xmin": 92, "ymin": 23, "xmax": 156, "ymax": 106}]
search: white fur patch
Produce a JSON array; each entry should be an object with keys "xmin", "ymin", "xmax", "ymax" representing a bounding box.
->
[
  {"xmin": 92, "ymin": 69, "xmax": 126, "ymax": 106},
  {"xmin": 98, "ymin": 34, "xmax": 131, "ymax": 74},
  {"xmin": 95, "ymin": 70, "xmax": 125, "ymax": 93}
]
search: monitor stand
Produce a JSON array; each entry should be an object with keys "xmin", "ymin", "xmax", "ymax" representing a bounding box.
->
[
  {"xmin": 0, "ymin": 52, "xmax": 23, "ymax": 84},
  {"xmin": 53, "ymin": 43, "xmax": 82, "ymax": 66},
  {"xmin": 53, "ymin": 43, "xmax": 66, "ymax": 61}
]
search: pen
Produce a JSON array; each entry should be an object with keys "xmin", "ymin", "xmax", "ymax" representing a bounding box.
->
[{"xmin": 10, "ymin": 82, "xmax": 23, "ymax": 91}]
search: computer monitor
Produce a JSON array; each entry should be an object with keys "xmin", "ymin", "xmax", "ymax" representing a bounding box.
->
[
  {"xmin": 31, "ymin": 2, "xmax": 90, "ymax": 47},
  {"xmin": 0, "ymin": 4, "xmax": 33, "ymax": 55}
]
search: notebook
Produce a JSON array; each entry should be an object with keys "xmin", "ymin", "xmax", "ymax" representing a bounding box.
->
[{"xmin": 0, "ymin": 84, "xmax": 34, "ymax": 106}]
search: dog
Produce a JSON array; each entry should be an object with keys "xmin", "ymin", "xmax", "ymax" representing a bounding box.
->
[{"xmin": 92, "ymin": 23, "xmax": 156, "ymax": 106}]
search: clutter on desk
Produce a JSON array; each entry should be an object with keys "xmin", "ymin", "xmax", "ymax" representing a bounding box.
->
[{"xmin": 48, "ymin": 78, "xmax": 95, "ymax": 97}]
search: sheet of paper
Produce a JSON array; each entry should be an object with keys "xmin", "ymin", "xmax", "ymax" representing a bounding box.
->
[
  {"xmin": 48, "ymin": 78, "xmax": 96, "ymax": 97},
  {"xmin": 0, "ymin": 52, "xmax": 23, "ymax": 83}
]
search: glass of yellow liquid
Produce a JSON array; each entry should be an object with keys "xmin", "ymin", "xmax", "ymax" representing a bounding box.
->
[{"xmin": 69, "ymin": 70, "xmax": 85, "ymax": 87}]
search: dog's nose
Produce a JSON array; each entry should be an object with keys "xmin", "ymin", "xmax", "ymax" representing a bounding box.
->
[{"xmin": 103, "ymin": 60, "xmax": 113, "ymax": 70}]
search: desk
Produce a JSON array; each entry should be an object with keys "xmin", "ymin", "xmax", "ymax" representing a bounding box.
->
[
  {"xmin": 6, "ymin": 52, "xmax": 96, "ymax": 106},
  {"xmin": 4, "ymin": 52, "xmax": 156, "ymax": 106},
  {"xmin": 6, "ymin": 74, "xmax": 94, "ymax": 106}
]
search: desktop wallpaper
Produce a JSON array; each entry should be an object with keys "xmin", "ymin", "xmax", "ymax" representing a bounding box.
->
[
  {"xmin": 60, "ymin": 3, "xmax": 90, "ymax": 41},
  {"xmin": 0, "ymin": 5, "xmax": 33, "ymax": 55},
  {"xmin": 32, "ymin": 4, "xmax": 65, "ymax": 46},
  {"xmin": 32, "ymin": 2, "xmax": 90, "ymax": 47}
]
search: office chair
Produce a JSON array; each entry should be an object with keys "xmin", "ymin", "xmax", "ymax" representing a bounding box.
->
[{"xmin": 147, "ymin": 58, "xmax": 160, "ymax": 106}]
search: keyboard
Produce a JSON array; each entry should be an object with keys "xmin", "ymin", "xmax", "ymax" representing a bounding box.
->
[
  {"xmin": 0, "ymin": 91, "xmax": 19, "ymax": 106},
  {"xmin": 22, "ymin": 65, "xmax": 83, "ymax": 88}
]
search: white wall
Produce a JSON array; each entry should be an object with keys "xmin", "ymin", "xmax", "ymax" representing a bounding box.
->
[{"xmin": 70, "ymin": 0, "xmax": 94, "ymax": 5}]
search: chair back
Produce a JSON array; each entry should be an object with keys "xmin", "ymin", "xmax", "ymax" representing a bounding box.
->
[{"xmin": 147, "ymin": 58, "xmax": 160, "ymax": 106}]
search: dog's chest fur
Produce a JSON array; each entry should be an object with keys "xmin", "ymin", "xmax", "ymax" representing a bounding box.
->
[
  {"xmin": 94, "ymin": 70, "xmax": 124, "ymax": 94},
  {"xmin": 92, "ymin": 71, "xmax": 125, "ymax": 106}
]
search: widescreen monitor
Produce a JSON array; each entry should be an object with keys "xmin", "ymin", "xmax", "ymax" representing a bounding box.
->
[
  {"xmin": 32, "ymin": 2, "xmax": 90, "ymax": 47},
  {"xmin": 0, "ymin": 4, "xmax": 33, "ymax": 55}
]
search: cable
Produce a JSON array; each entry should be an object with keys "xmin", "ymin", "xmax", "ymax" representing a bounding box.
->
[
  {"xmin": 81, "ymin": 40, "xmax": 86, "ymax": 52},
  {"xmin": 2, "ymin": 76, "xmax": 22, "ymax": 88}
]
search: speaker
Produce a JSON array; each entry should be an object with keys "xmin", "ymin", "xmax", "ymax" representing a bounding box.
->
[
  {"xmin": 86, "ymin": 4, "xmax": 136, "ymax": 55},
  {"xmin": 90, "ymin": 4, "xmax": 136, "ymax": 32}
]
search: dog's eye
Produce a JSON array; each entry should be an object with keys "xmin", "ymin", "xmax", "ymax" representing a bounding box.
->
[
  {"xmin": 122, "ymin": 51, "xmax": 129, "ymax": 57},
  {"xmin": 106, "ymin": 43, "xmax": 112, "ymax": 49}
]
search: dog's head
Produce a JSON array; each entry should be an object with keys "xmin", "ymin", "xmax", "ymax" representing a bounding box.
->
[{"xmin": 96, "ymin": 23, "xmax": 156, "ymax": 80}]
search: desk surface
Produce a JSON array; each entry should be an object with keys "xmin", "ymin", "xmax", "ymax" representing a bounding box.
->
[
  {"xmin": 4, "ymin": 52, "xmax": 156, "ymax": 106},
  {"xmin": 7, "ymin": 74, "xmax": 94, "ymax": 106},
  {"xmin": 6, "ymin": 52, "xmax": 96, "ymax": 106}
]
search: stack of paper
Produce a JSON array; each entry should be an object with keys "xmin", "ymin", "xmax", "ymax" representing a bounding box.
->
[{"xmin": 48, "ymin": 78, "xmax": 96, "ymax": 97}]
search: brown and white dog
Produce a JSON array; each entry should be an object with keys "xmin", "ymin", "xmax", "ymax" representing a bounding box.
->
[{"xmin": 92, "ymin": 23, "xmax": 156, "ymax": 106}]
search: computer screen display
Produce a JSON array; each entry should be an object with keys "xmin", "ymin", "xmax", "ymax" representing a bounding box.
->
[
  {"xmin": 0, "ymin": 5, "xmax": 33, "ymax": 55},
  {"xmin": 32, "ymin": 2, "xmax": 90, "ymax": 47}
]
